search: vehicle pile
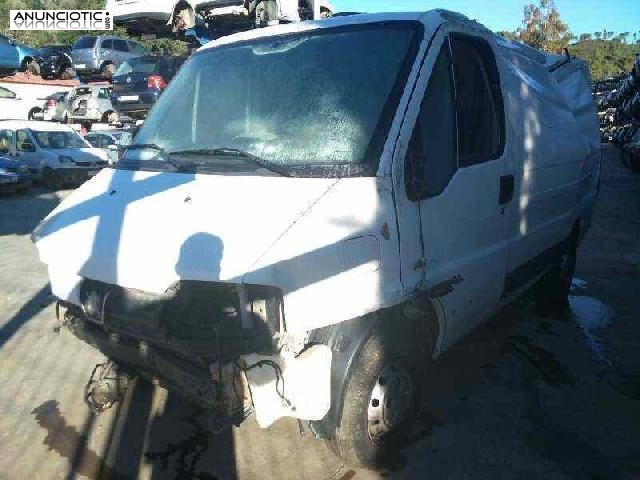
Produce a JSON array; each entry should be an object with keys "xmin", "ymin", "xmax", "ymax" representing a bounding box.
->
[
  {"xmin": 594, "ymin": 53, "xmax": 640, "ymax": 169},
  {"xmin": 0, "ymin": 1, "xmax": 336, "ymax": 193}
]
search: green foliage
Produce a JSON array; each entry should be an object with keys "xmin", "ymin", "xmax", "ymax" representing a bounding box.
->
[
  {"xmin": 499, "ymin": 0, "xmax": 639, "ymax": 81},
  {"xmin": 0, "ymin": 0, "xmax": 186, "ymax": 55},
  {"xmin": 513, "ymin": 0, "xmax": 574, "ymax": 54},
  {"xmin": 571, "ymin": 39, "xmax": 639, "ymax": 81}
]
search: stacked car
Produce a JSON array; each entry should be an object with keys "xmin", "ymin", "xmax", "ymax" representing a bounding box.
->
[{"xmin": 596, "ymin": 54, "xmax": 640, "ymax": 170}]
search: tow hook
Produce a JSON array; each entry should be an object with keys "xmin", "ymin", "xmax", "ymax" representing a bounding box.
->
[{"xmin": 84, "ymin": 361, "xmax": 130, "ymax": 413}]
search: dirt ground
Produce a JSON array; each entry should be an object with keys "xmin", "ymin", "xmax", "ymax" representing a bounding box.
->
[{"xmin": 0, "ymin": 145, "xmax": 638, "ymax": 480}]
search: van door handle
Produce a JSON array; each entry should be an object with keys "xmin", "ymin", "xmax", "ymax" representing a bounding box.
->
[{"xmin": 499, "ymin": 174, "xmax": 515, "ymax": 205}]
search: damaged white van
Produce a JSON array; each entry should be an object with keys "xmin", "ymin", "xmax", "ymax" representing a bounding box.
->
[{"xmin": 32, "ymin": 10, "xmax": 600, "ymax": 468}]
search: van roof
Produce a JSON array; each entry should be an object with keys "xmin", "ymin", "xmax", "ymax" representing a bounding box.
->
[
  {"xmin": 198, "ymin": 9, "xmax": 574, "ymax": 70},
  {"xmin": 199, "ymin": 11, "xmax": 437, "ymax": 52},
  {"xmin": 0, "ymin": 120, "xmax": 75, "ymax": 132}
]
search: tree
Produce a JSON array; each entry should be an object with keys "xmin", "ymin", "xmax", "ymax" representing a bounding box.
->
[
  {"xmin": 594, "ymin": 32, "xmax": 602, "ymax": 40},
  {"xmin": 512, "ymin": 0, "xmax": 573, "ymax": 53},
  {"xmin": 579, "ymin": 33, "xmax": 592, "ymax": 42}
]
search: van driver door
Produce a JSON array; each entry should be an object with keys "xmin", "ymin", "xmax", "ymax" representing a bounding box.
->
[{"xmin": 393, "ymin": 30, "xmax": 513, "ymax": 350}]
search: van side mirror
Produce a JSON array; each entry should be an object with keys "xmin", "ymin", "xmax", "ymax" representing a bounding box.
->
[
  {"xmin": 107, "ymin": 144, "xmax": 118, "ymax": 151},
  {"xmin": 20, "ymin": 141, "xmax": 35, "ymax": 152}
]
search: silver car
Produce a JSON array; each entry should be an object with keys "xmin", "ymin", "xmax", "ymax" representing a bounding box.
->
[
  {"xmin": 66, "ymin": 85, "xmax": 119, "ymax": 124},
  {"xmin": 85, "ymin": 129, "xmax": 133, "ymax": 164},
  {"xmin": 71, "ymin": 35, "xmax": 148, "ymax": 80}
]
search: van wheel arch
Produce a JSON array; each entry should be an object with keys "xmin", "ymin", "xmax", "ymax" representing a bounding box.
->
[{"xmin": 309, "ymin": 299, "xmax": 438, "ymax": 465}]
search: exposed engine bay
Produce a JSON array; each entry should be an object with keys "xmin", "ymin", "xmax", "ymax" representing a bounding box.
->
[{"xmin": 62, "ymin": 278, "xmax": 331, "ymax": 429}]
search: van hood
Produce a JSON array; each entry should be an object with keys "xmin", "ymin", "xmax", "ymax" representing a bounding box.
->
[{"xmin": 33, "ymin": 168, "xmax": 338, "ymax": 294}]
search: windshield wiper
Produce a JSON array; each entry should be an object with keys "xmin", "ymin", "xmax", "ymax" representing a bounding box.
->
[{"xmin": 169, "ymin": 148, "xmax": 291, "ymax": 177}]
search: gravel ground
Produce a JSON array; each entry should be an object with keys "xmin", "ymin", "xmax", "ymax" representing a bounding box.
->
[{"xmin": 0, "ymin": 144, "xmax": 638, "ymax": 480}]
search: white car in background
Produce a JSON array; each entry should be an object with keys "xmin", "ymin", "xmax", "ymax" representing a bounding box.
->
[
  {"xmin": 0, "ymin": 120, "xmax": 109, "ymax": 189},
  {"xmin": 106, "ymin": 0, "xmax": 334, "ymax": 36},
  {"xmin": 0, "ymin": 85, "xmax": 44, "ymax": 120},
  {"xmin": 85, "ymin": 129, "xmax": 133, "ymax": 164}
]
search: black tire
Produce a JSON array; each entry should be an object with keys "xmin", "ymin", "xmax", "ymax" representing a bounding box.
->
[
  {"xmin": 101, "ymin": 111, "xmax": 118, "ymax": 124},
  {"xmin": 42, "ymin": 168, "xmax": 63, "ymax": 190},
  {"xmin": 101, "ymin": 63, "xmax": 116, "ymax": 79},
  {"xmin": 23, "ymin": 58, "xmax": 41, "ymax": 76},
  {"xmin": 254, "ymin": 0, "xmax": 278, "ymax": 28},
  {"xmin": 331, "ymin": 317, "xmax": 427, "ymax": 468},
  {"xmin": 28, "ymin": 108, "xmax": 42, "ymax": 121},
  {"xmin": 61, "ymin": 67, "xmax": 75, "ymax": 80},
  {"xmin": 535, "ymin": 238, "xmax": 577, "ymax": 307}
]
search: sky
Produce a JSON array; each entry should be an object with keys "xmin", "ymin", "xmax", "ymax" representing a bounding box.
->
[{"xmin": 331, "ymin": 1, "xmax": 640, "ymax": 37}]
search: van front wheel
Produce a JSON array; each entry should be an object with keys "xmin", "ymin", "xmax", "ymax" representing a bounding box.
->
[{"xmin": 331, "ymin": 320, "xmax": 424, "ymax": 468}]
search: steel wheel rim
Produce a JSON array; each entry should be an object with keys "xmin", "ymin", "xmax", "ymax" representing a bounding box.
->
[{"xmin": 367, "ymin": 363, "xmax": 414, "ymax": 444}]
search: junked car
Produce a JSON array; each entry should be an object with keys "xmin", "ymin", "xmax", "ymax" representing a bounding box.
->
[
  {"xmin": 38, "ymin": 45, "xmax": 74, "ymax": 80},
  {"xmin": 107, "ymin": 0, "xmax": 334, "ymax": 37},
  {"xmin": 0, "ymin": 34, "xmax": 21, "ymax": 76},
  {"xmin": 67, "ymin": 85, "xmax": 119, "ymax": 124},
  {"xmin": 621, "ymin": 127, "xmax": 640, "ymax": 171},
  {"xmin": 0, "ymin": 120, "xmax": 108, "ymax": 189},
  {"xmin": 111, "ymin": 55, "xmax": 185, "ymax": 119},
  {"xmin": 71, "ymin": 35, "xmax": 149, "ymax": 80},
  {"xmin": 42, "ymin": 91, "xmax": 71, "ymax": 122},
  {"xmin": 0, "ymin": 154, "xmax": 31, "ymax": 194},
  {"xmin": 85, "ymin": 129, "xmax": 133, "ymax": 164},
  {"xmin": 32, "ymin": 11, "xmax": 600, "ymax": 468},
  {"xmin": 0, "ymin": 85, "xmax": 45, "ymax": 120}
]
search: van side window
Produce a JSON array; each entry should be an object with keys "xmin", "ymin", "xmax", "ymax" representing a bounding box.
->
[
  {"xmin": 113, "ymin": 39, "xmax": 129, "ymax": 52},
  {"xmin": 101, "ymin": 39, "xmax": 113, "ymax": 50},
  {"xmin": 450, "ymin": 34, "xmax": 504, "ymax": 167},
  {"xmin": 98, "ymin": 88, "xmax": 111, "ymax": 99},
  {"xmin": 0, "ymin": 129, "xmax": 13, "ymax": 153},
  {"xmin": 405, "ymin": 41, "xmax": 457, "ymax": 201}
]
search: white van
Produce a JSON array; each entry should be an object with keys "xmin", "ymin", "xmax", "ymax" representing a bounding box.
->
[
  {"xmin": 32, "ymin": 11, "xmax": 600, "ymax": 468},
  {"xmin": 0, "ymin": 120, "xmax": 109, "ymax": 189}
]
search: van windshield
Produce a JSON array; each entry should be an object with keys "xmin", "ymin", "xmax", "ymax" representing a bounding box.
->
[
  {"xmin": 126, "ymin": 23, "xmax": 421, "ymax": 177},
  {"xmin": 31, "ymin": 130, "xmax": 89, "ymax": 149}
]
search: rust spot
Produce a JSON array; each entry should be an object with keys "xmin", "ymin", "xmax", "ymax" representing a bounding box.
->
[{"xmin": 31, "ymin": 400, "xmax": 129, "ymax": 480}]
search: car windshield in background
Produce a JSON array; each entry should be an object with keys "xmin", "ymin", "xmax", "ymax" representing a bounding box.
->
[
  {"xmin": 31, "ymin": 130, "xmax": 89, "ymax": 149},
  {"xmin": 113, "ymin": 132, "xmax": 133, "ymax": 145},
  {"xmin": 129, "ymin": 23, "xmax": 421, "ymax": 177},
  {"xmin": 115, "ymin": 57, "xmax": 159, "ymax": 76},
  {"xmin": 72, "ymin": 87, "xmax": 92, "ymax": 97},
  {"xmin": 39, "ymin": 46, "xmax": 68, "ymax": 57},
  {"xmin": 74, "ymin": 36, "xmax": 96, "ymax": 49}
]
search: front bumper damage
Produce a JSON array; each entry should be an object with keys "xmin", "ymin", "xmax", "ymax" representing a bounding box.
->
[{"xmin": 61, "ymin": 278, "xmax": 331, "ymax": 429}]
